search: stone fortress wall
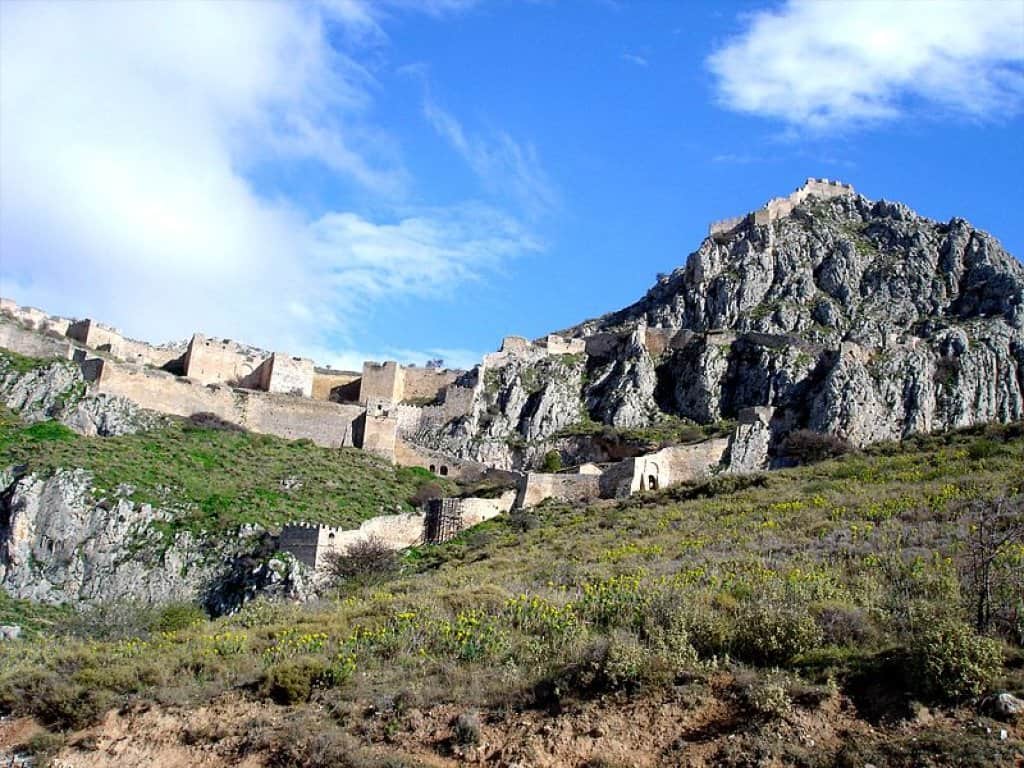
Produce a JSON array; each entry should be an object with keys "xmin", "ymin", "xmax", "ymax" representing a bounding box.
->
[
  {"xmin": 0, "ymin": 290, "xmax": 788, "ymax": 516},
  {"xmin": 709, "ymin": 178, "xmax": 855, "ymax": 236},
  {"xmin": 483, "ymin": 333, "xmax": 584, "ymax": 369},
  {"xmin": 311, "ymin": 368, "xmax": 360, "ymax": 402}
]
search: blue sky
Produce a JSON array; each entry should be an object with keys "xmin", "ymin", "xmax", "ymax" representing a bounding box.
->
[{"xmin": 1, "ymin": 0, "xmax": 1022, "ymax": 371}]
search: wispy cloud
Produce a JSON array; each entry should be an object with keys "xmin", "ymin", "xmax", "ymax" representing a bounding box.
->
[
  {"xmin": 422, "ymin": 97, "xmax": 559, "ymax": 218},
  {"xmin": 708, "ymin": 0, "xmax": 1024, "ymax": 130},
  {"xmin": 0, "ymin": 1, "xmax": 533, "ymax": 362},
  {"xmin": 621, "ymin": 53, "xmax": 649, "ymax": 67}
]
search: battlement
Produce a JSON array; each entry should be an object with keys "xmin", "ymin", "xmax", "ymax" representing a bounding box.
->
[{"xmin": 709, "ymin": 178, "xmax": 856, "ymax": 236}]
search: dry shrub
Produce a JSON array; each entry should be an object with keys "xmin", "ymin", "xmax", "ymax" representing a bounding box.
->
[
  {"xmin": 781, "ymin": 429, "xmax": 852, "ymax": 465},
  {"xmin": 325, "ymin": 536, "xmax": 400, "ymax": 583}
]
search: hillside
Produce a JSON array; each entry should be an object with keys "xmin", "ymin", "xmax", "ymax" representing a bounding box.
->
[{"xmin": 1, "ymin": 423, "xmax": 1022, "ymax": 766}]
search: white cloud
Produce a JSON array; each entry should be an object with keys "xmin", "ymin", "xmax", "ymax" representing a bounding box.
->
[
  {"xmin": 423, "ymin": 98, "xmax": 559, "ymax": 218},
  {"xmin": 708, "ymin": 0, "xmax": 1024, "ymax": 129},
  {"xmin": 0, "ymin": 0, "xmax": 531, "ymax": 363},
  {"xmin": 621, "ymin": 53, "xmax": 649, "ymax": 67}
]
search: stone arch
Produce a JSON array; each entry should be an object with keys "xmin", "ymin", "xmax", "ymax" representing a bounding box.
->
[
  {"xmin": 440, "ymin": 465, "xmax": 449, "ymax": 476},
  {"xmin": 640, "ymin": 461, "xmax": 660, "ymax": 492},
  {"xmin": 429, "ymin": 464, "xmax": 436, "ymax": 473}
]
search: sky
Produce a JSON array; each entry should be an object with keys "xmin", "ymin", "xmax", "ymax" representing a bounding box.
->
[{"xmin": 1, "ymin": 0, "xmax": 1022, "ymax": 371}]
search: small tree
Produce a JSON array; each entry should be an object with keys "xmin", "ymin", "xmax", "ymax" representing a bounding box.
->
[
  {"xmin": 425, "ymin": 358, "xmax": 445, "ymax": 369},
  {"xmin": 541, "ymin": 450, "xmax": 562, "ymax": 473}
]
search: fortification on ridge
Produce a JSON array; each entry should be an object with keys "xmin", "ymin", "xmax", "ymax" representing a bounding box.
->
[{"xmin": 709, "ymin": 178, "xmax": 855, "ymax": 236}]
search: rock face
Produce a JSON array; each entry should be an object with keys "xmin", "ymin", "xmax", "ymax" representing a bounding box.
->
[
  {"xmin": 0, "ymin": 357, "xmax": 157, "ymax": 436},
  {"xmin": 414, "ymin": 188, "xmax": 1024, "ymax": 466},
  {"xmin": 0, "ymin": 468, "xmax": 289, "ymax": 611}
]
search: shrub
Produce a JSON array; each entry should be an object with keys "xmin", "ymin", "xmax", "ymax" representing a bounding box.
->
[
  {"xmin": 781, "ymin": 429, "xmax": 852, "ymax": 465},
  {"xmin": 187, "ymin": 412, "xmax": 245, "ymax": 431},
  {"xmin": 906, "ymin": 619, "xmax": 1002, "ymax": 701},
  {"xmin": 264, "ymin": 657, "xmax": 328, "ymax": 705},
  {"xmin": 740, "ymin": 671, "xmax": 794, "ymax": 719},
  {"xmin": 151, "ymin": 602, "xmax": 206, "ymax": 633},
  {"xmin": 733, "ymin": 604, "xmax": 823, "ymax": 666},
  {"xmin": 325, "ymin": 536, "xmax": 400, "ymax": 583},
  {"xmin": 813, "ymin": 602, "xmax": 876, "ymax": 647},
  {"xmin": 541, "ymin": 450, "xmax": 562, "ymax": 473},
  {"xmin": 452, "ymin": 710, "xmax": 481, "ymax": 746},
  {"xmin": 26, "ymin": 730, "xmax": 66, "ymax": 759},
  {"xmin": 409, "ymin": 481, "xmax": 443, "ymax": 508}
]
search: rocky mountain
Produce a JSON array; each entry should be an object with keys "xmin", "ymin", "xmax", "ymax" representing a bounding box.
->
[{"xmin": 414, "ymin": 186, "xmax": 1024, "ymax": 468}]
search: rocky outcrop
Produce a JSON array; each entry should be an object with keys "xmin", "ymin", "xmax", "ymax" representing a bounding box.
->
[
  {"xmin": 0, "ymin": 468, "xmax": 285, "ymax": 611},
  {"xmin": 414, "ymin": 188, "xmax": 1024, "ymax": 464},
  {"xmin": 0, "ymin": 356, "xmax": 157, "ymax": 436}
]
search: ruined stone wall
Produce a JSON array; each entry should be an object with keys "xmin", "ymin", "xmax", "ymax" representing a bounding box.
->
[
  {"xmin": 242, "ymin": 394, "xmax": 362, "ymax": 448},
  {"xmin": 643, "ymin": 328, "xmax": 694, "ymax": 358},
  {"xmin": 360, "ymin": 412, "xmax": 398, "ymax": 461},
  {"xmin": 545, "ymin": 334, "xmax": 586, "ymax": 355},
  {"xmin": 393, "ymin": 438, "xmax": 487, "ymax": 482},
  {"xmin": 93, "ymin": 359, "xmax": 362, "ymax": 448},
  {"xmin": 280, "ymin": 513, "xmax": 427, "ymax": 567},
  {"xmin": 0, "ymin": 319, "xmax": 77, "ymax": 361},
  {"xmin": 455, "ymin": 492, "xmax": 516, "ymax": 526},
  {"xmin": 393, "ymin": 384, "xmax": 476, "ymax": 438},
  {"xmin": 710, "ymin": 179, "xmax": 855, "ymax": 235},
  {"xmin": 599, "ymin": 439, "xmax": 730, "ymax": 498},
  {"xmin": 311, "ymin": 369, "xmax": 360, "ymax": 402},
  {"xmin": 401, "ymin": 367, "xmax": 462, "ymax": 402},
  {"xmin": 0, "ymin": 299, "xmax": 72, "ymax": 336},
  {"xmin": 183, "ymin": 334, "xmax": 265, "ymax": 385},
  {"xmin": 262, "ymin": 354, "xmax": 314, "ymax": 398},
  {"xmin": 515, "ymin": 472, "xmax": 601, "ymax": 509},
  {"xmin": 359, "ymin": 361, "xmax": 403, "ymax": 404},
  {"xmin": 278, "ymin": 525, "xmax": 322, "ymax": 568}
]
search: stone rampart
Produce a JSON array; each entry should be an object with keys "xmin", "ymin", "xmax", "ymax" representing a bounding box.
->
[
  {"xmin": 544, "ymin": 334, "xmax": 586, "ymax": 355},
  {"xmin": 599, "ymin": 438, "xmax": 731, "ymax": 498},
  {"xmin": 359, "ymin": 361, "xmax": 403, "ymax": 405},
  {"xmin": 261, "ymin": 353, "xmax": 314, "ymax": 398},
  {"xmin": 643, "ymin": 327, "xmax": 694, "ymax": 358},
  {"xmin": 92, "ymin": 359, "xmax": 362, "ymax": 448},
  {"xmin": 0, "ymin": 319, "xmax": 77, "ymax": 361},
  {"xmin": 401, "ymin": 367, "xmax": 462, "ymax": 402},
  {"xmin": 183, "ymin": 334, "xmax": 266, "ymax": 385},
  {"xmin": 0, "ymin": 299, "xmax": 72, "ymax": 336},
  {"xmin": 279, "ymin": 513, "xmax": 427, "ymax": 567},
  {"xmin": 709, "ymin": 179, "xmax": 855, "ymax": 236},
  {"xmin": 311, "ymin": 369, "xmax": 360, "ymax": 402},
  {"xmin": 393, "ymin": 438, "xmax": 487, "ymax": 481},
  {"xmin": 516, "ymin": 472, "xmax": 601, "ymax": 509}
]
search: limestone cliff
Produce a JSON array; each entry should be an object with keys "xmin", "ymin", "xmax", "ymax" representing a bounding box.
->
[
  {"xmin": 0, "ymin": 355, "xmax": 158, "ymax": 437},
  {"xmin": 414, "ymin": 187, "xmax": 1024, "ymax": 466},
  {"xmin": 0, "ymin": 467, "xmax": 307, "ymax": 612}
]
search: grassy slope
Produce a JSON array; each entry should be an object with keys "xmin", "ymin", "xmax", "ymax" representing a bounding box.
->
[
  {"xmin": 0, "ymin": 406, "xmax": 445, "ymax": 536},
  {"xmin": 1, "ymin": 423, "xmax": 1022, "ymax": 765}
]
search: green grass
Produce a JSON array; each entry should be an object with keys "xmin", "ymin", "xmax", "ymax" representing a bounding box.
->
[
  {"xmin": 0, "ymin": 348, "xmax": 57, "ymax": 375},
  {"xmin": 2, "ymin": 423, "xmax": 1021, "ymax": 742},
  {"xmin": 0, "ymin": 407, "xmax": 450, "ymax": 537}
]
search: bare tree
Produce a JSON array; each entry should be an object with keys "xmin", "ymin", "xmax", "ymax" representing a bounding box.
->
[{"xmin": 958, "ymin": 496, "xmax": 1024, "ymax": 636}]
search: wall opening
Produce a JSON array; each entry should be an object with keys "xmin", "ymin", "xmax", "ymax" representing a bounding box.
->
[
  {"xmin": 429, "ymin": 464, "xmax": 436, "ymax": 473},
  {"xmin": 647, "ymin": 474, "xmax": 659, "ymax": 491},
  {"xmin": 440, "ymin": 465, "xmax": 449, "ymax": 476},
  {"xmin": 328, "ymin": 532, "xmax": 336, "ymax": 549}
]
